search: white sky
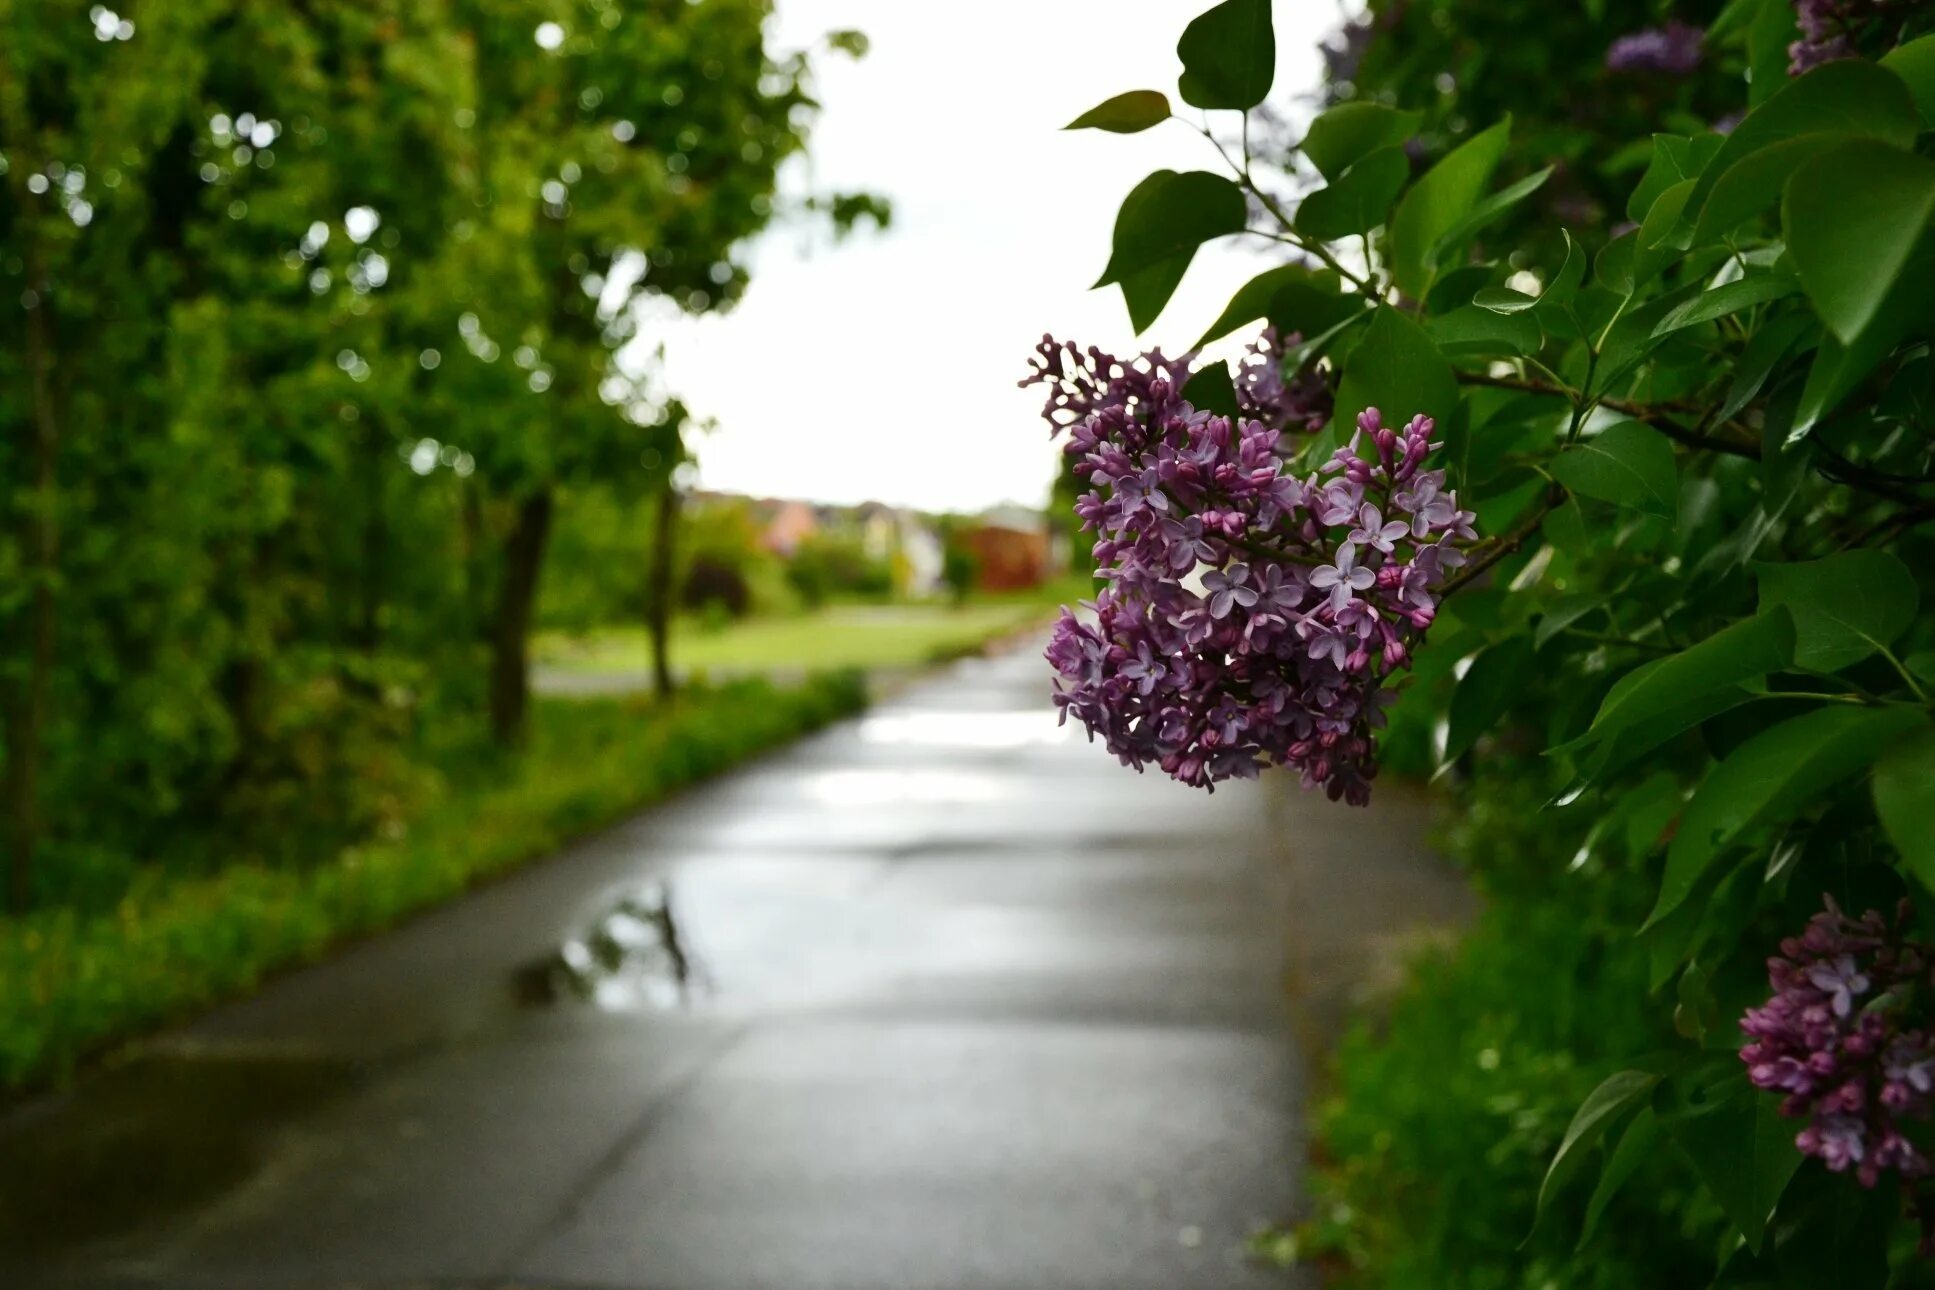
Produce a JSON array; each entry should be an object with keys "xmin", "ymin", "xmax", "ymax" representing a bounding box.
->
[{"xmin": 645, "ymin": 0, "xmax": 1341, "ymax": 513}]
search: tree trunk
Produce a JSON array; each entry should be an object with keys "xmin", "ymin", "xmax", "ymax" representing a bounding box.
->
[
  {"xmin": 644, "ymin": 479, "xmax": 681, "ymax": 699},
  {"xmin": 355, "ymin": 413, "xmax": 387, "ymax": 655},
  {"xmin": 488, "ymin": 489, "xmax": 553, "ymax": 747},
  {"xmin": 1, "ymin": 226, "xmax": 59, "ymax": 913}
]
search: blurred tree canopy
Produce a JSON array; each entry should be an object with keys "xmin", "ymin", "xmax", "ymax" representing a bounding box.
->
[{"xmin": 0, "ymin": 1, "xmax": 877, "ymax": 911}]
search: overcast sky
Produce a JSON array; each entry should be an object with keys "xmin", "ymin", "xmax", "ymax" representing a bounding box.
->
[{"xmin": 643, "ymin": 0, "xmax": 1342, "ymax": 513}]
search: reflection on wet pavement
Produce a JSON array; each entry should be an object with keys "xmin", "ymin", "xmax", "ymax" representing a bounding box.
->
[
  {"xmin": 1, "ymin": 641, "xmax": 1334, "ymax": 1290},
  {"xmin": 512, "ymin": 880, "xmax": 700, "ymax": 1011}
]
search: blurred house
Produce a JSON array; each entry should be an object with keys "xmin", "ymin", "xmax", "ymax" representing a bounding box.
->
[
  {"xmin": 960, "ymin": 504, "xmax": 1052, "ymax": 591},
  {"xmin": 699, "ymin": 491, "xmax": 945, "ymax": 598},
  {"xmin": 761, "ymin": 499, "xmax": 821, "ymax": 556}
]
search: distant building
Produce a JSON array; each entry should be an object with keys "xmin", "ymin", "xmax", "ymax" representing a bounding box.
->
[
  {"xmin": 761, "ymin": 499, "xmax": 820, "ymax": 556},
  {"xmin": 961, "ymin": 505, "xmax": 1051, "ymax": 591}
]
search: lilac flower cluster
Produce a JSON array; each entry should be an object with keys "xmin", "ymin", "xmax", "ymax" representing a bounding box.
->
[
  {"xmin": 1235, "ymin": 327, "xmax": 1332, "ymax": 435},
  {"xmin": 1028, "ymin": 339, "xmax": 1475, "ymax": 801},
  {"xmin": 1788, "ymin": 0, "xmax": 1881, "ymax": 73},
  {"xmin": 1605, "ymin": 20, "xmax": 1705, "ymax": 73},
  {"xmin": 1742, "ymin": 898, "xmax": 1935, "ymax": 1191}
]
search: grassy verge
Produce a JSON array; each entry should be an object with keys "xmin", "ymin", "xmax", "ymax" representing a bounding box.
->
[
  {"xmin": 538, "ymin": 584, "xmax": 1089, "ymax": 677},
  {"xmin": 0, "ymin": 672, "xmax": 866, "ymax": 1094}
]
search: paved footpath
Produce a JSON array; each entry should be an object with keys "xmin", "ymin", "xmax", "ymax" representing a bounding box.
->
[{"xmin": 1, "ymin": 642, "xmax": 1461, "ymax": 1290}]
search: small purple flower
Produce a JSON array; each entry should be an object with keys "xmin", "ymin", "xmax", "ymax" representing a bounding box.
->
[
  {"xmin": 1203, "ymin": 565, "xmax": 1260, "ymax": 619},
  {"xmin": 1349, "ymin": 504, "xmax": 1410, "ymax": 554},
  {"xmin": 1310, "ymin": 543, "xmax": 1376, "ymax": 612},
  {"xmin": 1606, "ymin": 20, "xmax": 1704, "ymax": 74},
  {"xmin": 1807, "ymin": 953, "xmax": 1872, "ymax": 1017}
]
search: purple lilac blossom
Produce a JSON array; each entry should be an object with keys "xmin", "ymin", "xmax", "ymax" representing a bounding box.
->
[
  {"xmin": 1025, "ymin": 338, "xmax": 1476, "ymax": 802},
  {"xmin": 1788, "ymin": 0, "xmax": 1881, "ymax": 73},
  {"xmin": 1741, "ymin": 898, "xmax": 1935, "ymax": 1208},
  {"xmin": 1606, "ymin": 20, "xmax": 1705, "ymax": 73},
  {"xmin": 1235, "ymin": 327, "xmax": 1332, "ymax": 434}
]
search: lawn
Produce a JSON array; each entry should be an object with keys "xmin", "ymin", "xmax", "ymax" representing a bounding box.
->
[{"xmin": 537, "ymin": 593, "xmax": 1078, "ymax": 677}]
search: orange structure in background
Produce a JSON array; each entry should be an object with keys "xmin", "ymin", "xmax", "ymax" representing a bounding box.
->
[{"xmin": 960, "ymin": 521, "xmax": 1050, "ymax": 592}]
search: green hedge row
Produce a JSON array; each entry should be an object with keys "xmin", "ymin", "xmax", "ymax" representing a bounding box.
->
[{"xmin": 0, "ymin": 671, "xmax": 867, "ymax": 1093}]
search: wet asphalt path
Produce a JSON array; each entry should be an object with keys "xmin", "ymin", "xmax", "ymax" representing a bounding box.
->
[{"xmin": 3, "ymin": 643, "xmax": 1334, "ymax": 1290}]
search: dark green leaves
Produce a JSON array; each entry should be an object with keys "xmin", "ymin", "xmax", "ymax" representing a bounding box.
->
[
  {"xmin": 1096, "ymin": 171, "xmax": 1247, "ymax": 330},
  {"xmin": 1300, "ymin": 102, "xmax": 1421, "ymax": 180},
  {"xmin": 1296, "ymin": 147, "xmax": 1409, "ymax": 240},
  {"xmin": 1192, "ymin": 263, "xmax": 1354, "ymax": 349},
  {"xmin": 1784, "ymin": 140, "xmax": 1935, "ymax": 346},
  {"xmin": 1550, "ymin": 422, "xmax": 1678, "ymax": 516},
  {"xmin": 1532, "ymin": 1069, "xmax": 1660, "ymax": 1233},
  {"xmin": 1875, "ymin": 724, "xmax": 1935, "ymax": 892},
  {"xmin": 1444, "ymin": 640, "xmax": 1535, "ymax": 762},
  {"xmin": 1648, "ymin": 705, "xmax": 1925, "ymax": 927},
  {"xmin": 1572, "ymin": 611, "xmax": 1795, "ymax": 753},
  {"xmin": 1333, "ymin": 308, "xmax": 1458, "ymax": 441},
  {"xmin": 1388, "ymin": 117, "xmax": 1512, "ymax": 299},
  {"xmin": 1064, "ymin": 90, "xmax": 1171, "ymax": 134},
  {"xmin": 1690, "ymin": 60, "xmax": 1922, "ymax": 239},
  {"xmin": 1657, "ymin": 1068, "xmax": 1802, "ymax": 1254},
  {"xmin": 1429, "ymin": 165, "xmax": 1554, "ymax": 268},
  {"xmin": 1881, "ymin": 33, "xmax": 1935, "ymax": 126},
  {"xmin": 1651, "ymin": 274, "xmax": 1798, "ymax": 340},
  {"xmin": 1755, "ymin": 550, "xmax": 1918, "ymax": 673},
  {"xmin": 1176, "ymin": 0, "xmax": 1274, "ymax": 110}
]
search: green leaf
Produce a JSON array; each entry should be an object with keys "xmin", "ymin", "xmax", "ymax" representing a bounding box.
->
[
  {"xmin": 1332, "ymin": 308, "xmax": 1459, "ymax": 445},
  {"xmin": 1429, "ymin": 165, "xmax": 1554, "ymax": 267},
  {"xmin": 1194, "ymin": 263, "xmax": 1347, "ymax": 349},
  {"xmin": 1692, "ymin": 61, "xmax": 1922, "ymax": 232},
  {"xmin": 1550, "ymin": 421, "xmax": 1678, "ymax": 516},
  {"xmin": 1095, "ymin": 170, "xmax": 1248, "ymax": 288},
  {"xmin": 1119, "ymin": 255, "xmax": 1191, "ymax": 333},
  {"xmin": 1874, "ymin": 724, "xmax": 1935, "ymax": 892},
  {"xmin": 1648, "ymin": 705, "xmax": 1925, "ymax": 928},
  {"xmin": 1573, "ymin": 611, "xmax": 1795, "ymax": 750},
  {"xmin": 1627, "ymin": 134, "xmax": 1721, "ymax": 225},
  {"xmin": 1881, "ymin": 32, "xmax": 1935, "ymax": 126},
  {"xmin": 1296, "ymin": 146, "xmax": 1410, "ymax": 240},
  {"xmin": 1747, "ymin": 0, "xmax": 1801, "ymax": 106},
  {"xmin": 1300, "ymin": 102, "xmax": 1422, "ymax": 181},
  {"xmin": 1719, "ymin": 312, "xmax": 1815, "ymax": 422},
  {"xmin": 1580, "ymin": 1108, "xmax": 1659, "ymax": 1247},
  {"xmin": 1784, "ymin": 139, "xmax": 1935, "ymax": 346},
  {"xmin": 1533, "ymin": 594, "xmax": 1603, "ymax": 650},
  {"xmin": 1651, "ymin": 274, "xmax": 1798, "ymax": 339},
  {"xmin": 1472, "ymin": 286, "xmax": 1538, "ymax": 314},
  {"xmin": 1696, "ymin": 133, "xmax": 1871, "ymax": 245},
  {"xmin": 1444, "ymin": 639, "xmax": 1534, "ymax": 762},
  {"xmin": 1427, "ymin": 303, "xmax": 1541, "ymax": 358},
  {"xmin": 1475, "ymin": 230, "xmax": 1581, "ymax": 317},
  {"xmin": 1658, "ymin": 1072, "xmax": 1803, "ymax": 1253},
  {"xmin": 1532, "ymin": 1070, "xmax": 1660, "ymax": 1234},
  {"xmin": 1388, "ymin": 117, "xmax": 1512, "ymax": 299},
  {"xmin": 1176, "ymin": 0, "xmax": 1274, "ymax": 111},
  {"xmin": 1632, "ymin": 179, "xmax": 1695, "ymax": 287},
  {"xmin": 1064, "ymin": 90, "xmax": 1171, "ymax": 133},
  {"xmin": 1755, "ymin": 549, "xmax": 1918, "ymax": 672},
  {"xmin": 1181, "ymin": 360, "xmax": 1239, "ymax": 417}
]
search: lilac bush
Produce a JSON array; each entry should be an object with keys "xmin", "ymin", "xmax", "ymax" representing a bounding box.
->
[
  {"xmin": 1742, "ymin": 898, "xmax": 1935, "ymax": 1205},
  {"xmin": 1027, "ymin": 339, "xmax": 1475, "ymax": 801}
]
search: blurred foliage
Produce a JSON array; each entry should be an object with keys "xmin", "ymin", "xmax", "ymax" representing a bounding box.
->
[
  {"xmin": 0, "ymin": 670, "xmax": 866, "ymax": 1093},
  {"xmin": 0, "ymin": 2, "xmax": 877, "ymax": 913}
]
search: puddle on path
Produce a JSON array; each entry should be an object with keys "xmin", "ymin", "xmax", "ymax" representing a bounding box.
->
[
  {"xmin": 512, "ymin": 880, "xmax": 702, "ymax": 1012},
  {"xmin": 0, "ymin": 1053, "xmax": 360, "ymax": 1260}
]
